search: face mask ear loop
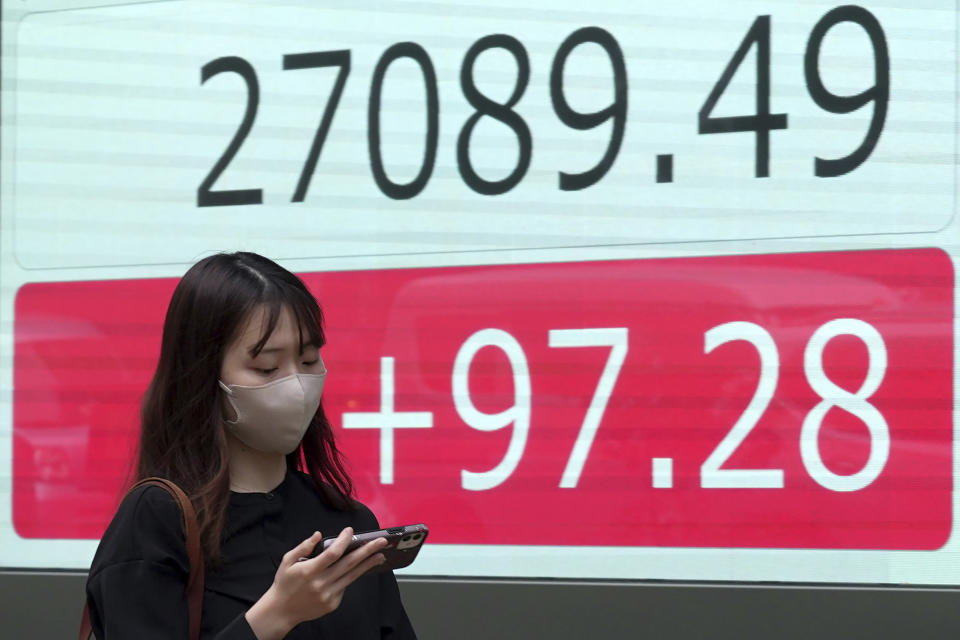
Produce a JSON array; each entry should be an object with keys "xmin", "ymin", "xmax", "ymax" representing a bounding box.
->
[{"xmin": 219, "ymin": 380, "xmax": 241, "ymax": 425}]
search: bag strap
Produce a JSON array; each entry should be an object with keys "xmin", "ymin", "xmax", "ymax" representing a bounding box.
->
[{"xmin": 78, "ymin": 477, "xmax": 205, "ymax": 640}]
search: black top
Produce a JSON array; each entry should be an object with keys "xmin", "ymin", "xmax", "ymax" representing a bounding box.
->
[{"xmin": 85, "ymin": 470, "xmax": 417, "ymax": 639}]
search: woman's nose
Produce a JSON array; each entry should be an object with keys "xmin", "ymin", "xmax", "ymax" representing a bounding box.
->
[{"xmin": 278, "ymin": 361, "xmax": 300, "ymax": 377}]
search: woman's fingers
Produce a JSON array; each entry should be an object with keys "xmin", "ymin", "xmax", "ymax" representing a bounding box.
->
[
  {"xmin": 323, "ymin": 536, "xmax": 389, "ymax": 582},
  {"xmin": 299, "ymin": 527, "xmax": 356, "ymax": 571},
  {"xmin": 281, "ymin": 530, "xmax": 324, "ymax": 567},
  {"xmin": 270, "ymin": 529, "xmax": 388, "ymax": 623},
  {"xmin": 329, "ymin": 550, "xmax": 387, "ymax": 593},
  {"xmin": 302, "ymin": 533, "xmax": 388, "ymax": 578}
]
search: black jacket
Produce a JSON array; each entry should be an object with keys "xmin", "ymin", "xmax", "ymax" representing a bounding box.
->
[{"xmin": 85, "ymin": 470, "xmax": 417, "ymax": 639}]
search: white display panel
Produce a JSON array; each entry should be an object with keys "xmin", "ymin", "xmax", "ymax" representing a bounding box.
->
[
  {"xmin": 2, "ymin": 0, "xmax": 959, "ymax": 588},
  {"xmin": 9, "ymin": 0, "xmax": 954, "ymax": 269}
]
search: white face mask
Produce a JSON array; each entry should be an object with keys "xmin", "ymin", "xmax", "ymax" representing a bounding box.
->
[{"xmin": 219, "ymin": 368, "xmax": 326, "ymax": 455}]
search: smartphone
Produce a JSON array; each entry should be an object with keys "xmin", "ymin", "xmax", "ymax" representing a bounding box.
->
[{"xmin": 312, "ymin": 523, "xmax": 428, "ymax": 574}]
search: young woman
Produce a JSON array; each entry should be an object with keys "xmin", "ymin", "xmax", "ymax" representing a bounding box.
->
[{"xmin": 84, "ymin": 252, "xmax": 417, "ymax": 639}]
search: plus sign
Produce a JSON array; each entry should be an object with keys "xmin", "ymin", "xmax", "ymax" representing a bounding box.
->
[{"xmin": 342, "ymin": 356, "xmax": 433, "ymax": 484}]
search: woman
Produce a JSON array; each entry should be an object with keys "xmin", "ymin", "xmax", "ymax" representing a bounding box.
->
[{"xmin": 84, "ymin": 252, "xmax": 417, "ymax": 639}]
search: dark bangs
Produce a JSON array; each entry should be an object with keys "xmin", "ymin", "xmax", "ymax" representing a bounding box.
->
[
  {"xmin": 226, "ymin": 251, "xmax": 326, "ymax": 358},
  {"xmin": 245, "ymin": 276, "xmax": 326, "ymax": 358}
]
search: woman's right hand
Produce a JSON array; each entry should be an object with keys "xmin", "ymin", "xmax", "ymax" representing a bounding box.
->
[{"xmin": 244, "ymin": 528, "xmax": 388, "ymax": 640}]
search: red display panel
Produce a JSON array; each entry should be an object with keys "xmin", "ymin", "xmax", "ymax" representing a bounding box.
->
[{"xmin": 13, "ymin": 249, "xmax": 954, "ymax": 549}]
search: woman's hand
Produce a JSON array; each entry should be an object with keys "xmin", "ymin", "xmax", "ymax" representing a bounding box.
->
[{"xmin": 245, "ymin": 528, "xmax": 388, "ymax": 640}]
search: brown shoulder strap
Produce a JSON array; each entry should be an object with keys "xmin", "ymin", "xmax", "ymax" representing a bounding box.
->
[{"xmin": 78, "ymin": 477, "xmax": 204, "ymax": 640}]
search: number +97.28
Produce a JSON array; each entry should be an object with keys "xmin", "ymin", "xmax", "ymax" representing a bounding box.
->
[
  {"xmin": 197, "ymin": 5, "xmax": 889, "ymax": 207},
  {"xmin": 345, "ymin": 320, "xmax": 889, "ymax": 493}
]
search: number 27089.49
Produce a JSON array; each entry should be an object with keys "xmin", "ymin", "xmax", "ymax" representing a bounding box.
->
[{"xmin": 197, "ymin": 6, "xmax": 889, "ymax": 207}]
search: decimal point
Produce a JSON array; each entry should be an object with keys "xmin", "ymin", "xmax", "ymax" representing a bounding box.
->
[
  {"xmin": 652, "ymin": 457, "xmax": 674, "ymax": 489},
  {"xmin": 656, "ymin": 154, "xmax": 673, "ymax": 183}
]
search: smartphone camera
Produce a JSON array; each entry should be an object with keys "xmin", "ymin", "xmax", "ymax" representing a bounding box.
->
[{"xmin": 397, "ymin": 530, "xmax": 424, "ymax": 550}]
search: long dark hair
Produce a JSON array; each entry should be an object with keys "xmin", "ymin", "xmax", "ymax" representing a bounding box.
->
[{"xmin": 136, "ymin": 252, "xmax": 354, "ymax": 565}]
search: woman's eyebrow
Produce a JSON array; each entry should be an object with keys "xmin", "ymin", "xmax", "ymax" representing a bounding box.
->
[{"xmin": 248, "ymin": 345, "xmax": 286, "ymax": 356}]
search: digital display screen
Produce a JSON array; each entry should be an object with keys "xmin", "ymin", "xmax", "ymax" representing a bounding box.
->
[{"xmin": 1, "ymin": 0, "xmax": 958, "ymax": 585}]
